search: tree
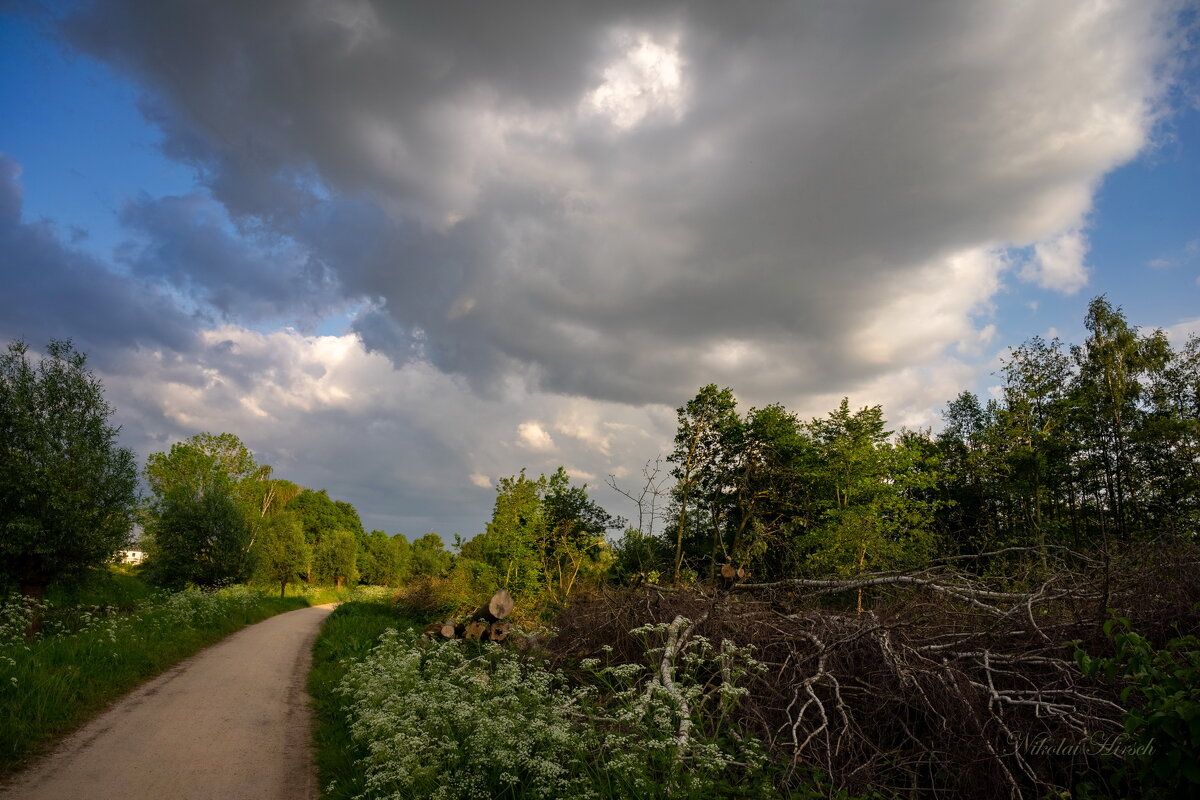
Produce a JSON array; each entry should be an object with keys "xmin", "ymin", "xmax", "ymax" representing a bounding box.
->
[
  {"xmin": 143, "ymin": 432, "xmax": 263, "ymax": 585},
  {"xmin": 481, "ymin": 470, "xmax": 547, "ymax": 596},
  {"xmin": 410, "ymin": 532, "xmax": 452, "ymax": 578},
  {"xmin": 289, "ymin": 489, "xmax": 366, "ymax": 581},
  {"xmin": 798, "ymin": 399, "xmax": 938, "ymax": 611},
  {"xmin": 541, "ymin": 467, "xmax": 622, "ymax": 601},
  {"xmin": 998, "ymin": 336, "xmax": 1074, "ymax": 562},
  {"xmin": 252, "ymin": 511, "xmax": 310, "ymax": 597},
  {"xmin": 0, "ymin": 340, "xmax": 138, "ymax": 600},
  {"xmin": 146, "ymin": 486, "xmax": 252, "ymax": 589},
  {"xmin": 314, "ymin": 529, "xmax": 358, "ymax": 589},
  {"xmin": 667, "ymin": 385, "xmax": 741, "ymax": 582},
  {"xmin": 144, "ymin": 432, "xmax": 259, "ymax": 504},
  {"xmin": 359, "ymin": 529, "xmax": 409, "ymax": 586},
  {"xmin": 1071, "ymin": 296, "xmax": 1158, "ymax": 539}
]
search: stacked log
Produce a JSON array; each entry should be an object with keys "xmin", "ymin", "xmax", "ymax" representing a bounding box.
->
[{"xmin": 422, "ymin": 589, "xmax": 518, "ymax": 644}]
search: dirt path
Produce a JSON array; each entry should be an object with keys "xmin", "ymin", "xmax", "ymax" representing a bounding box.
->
[{"xmin": 0, "ymin": 603, "xmax": 337, "ymax": 800}]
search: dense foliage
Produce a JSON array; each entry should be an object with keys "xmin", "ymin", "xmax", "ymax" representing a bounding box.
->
[
  {"xmin": 604, "ymin": 297, "xmax": 1200, "ymax": 587},
  {"xmin": 0, "ymin": 340, "xmax": 138, "ymax": 600},
  {"xmin": 140, "ymin": 432, "xmax": 407, "ymax": 593},
  {"xmin": 335, "ymin": 621, "xmax": 772, "ymax": 800}
]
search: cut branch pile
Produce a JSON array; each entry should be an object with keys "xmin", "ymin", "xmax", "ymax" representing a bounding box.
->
[
  {"xmin": 548, "ymin": 541, "xmax": 1200, "ymax": 799},
  {"xmin": 421, "ymin": 589, "xmax": 516, "ymax": 643}
]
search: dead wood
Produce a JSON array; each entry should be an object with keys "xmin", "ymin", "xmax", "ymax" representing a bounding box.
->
[
  {"xmin": 545, "ymin": 538, "xmax": 1200, "ymax": 799},
  {"xmin": 468, "ymin": 589, "xmax": 515, "ymax": 622}
]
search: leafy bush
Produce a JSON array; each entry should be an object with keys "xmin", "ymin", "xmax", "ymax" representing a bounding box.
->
[
  {"xmin": 394, "ymin": 564, "xmax": 491, "ymax": 620},
  {"xmin": 1075, "ymin": 616, "xmax": 1200, "ymax": 798}
]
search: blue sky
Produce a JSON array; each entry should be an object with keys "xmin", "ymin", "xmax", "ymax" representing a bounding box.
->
[{"xmin": 2, "ymin": 1, "xmax": 1198, "ymax": 536}]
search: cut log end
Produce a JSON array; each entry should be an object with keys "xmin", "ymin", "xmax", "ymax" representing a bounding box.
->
[{"xmin": 488, "ymin": 589, "xmax": 515, "ymax": 620}]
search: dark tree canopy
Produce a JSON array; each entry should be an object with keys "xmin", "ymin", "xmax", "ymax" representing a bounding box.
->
[
  {"xmin": 0, "ymin": 340, "xmax": 138, "ymax": 597},
  {"xmin": 146, "ymin": 487, "xmax": 252, "ymax": 589}
]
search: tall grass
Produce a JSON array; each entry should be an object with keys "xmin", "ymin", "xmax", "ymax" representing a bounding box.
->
[{"xmin": 0, "ymin": 584, "xmax": 319, "ymax": 775}]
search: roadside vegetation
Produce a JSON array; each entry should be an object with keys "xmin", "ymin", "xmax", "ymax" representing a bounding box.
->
[
  {"xmin": 0, "ymin": 577, "xmax": 317, "ymax": 774},
  {"xmin": 309, "ymin": 600, "xmax": 418, "ymax": 800},
  {"xmin": 321, "ymin": 297, "xmax": 1199, "ymax": 800},
  {"xmin": 0, "ymin": 338, "xmax": 398, "ymax": 777},
  {"xmin": 4, "ymin": 295, "xmax": 1199, "ymax": 798}
]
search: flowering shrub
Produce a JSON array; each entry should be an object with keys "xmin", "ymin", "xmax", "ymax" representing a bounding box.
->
[{"xmin": 336, "ymin": 617, "xmax": 774, "ymax": 799}]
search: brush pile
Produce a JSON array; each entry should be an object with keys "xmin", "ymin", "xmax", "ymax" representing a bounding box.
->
[{"xmin": 547, "ymin": 541, "xmax": 1200, "ymax": 799}]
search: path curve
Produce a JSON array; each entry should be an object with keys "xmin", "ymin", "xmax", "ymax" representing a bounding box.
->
[{"xmin": 0, "ymin": 603, "xmax": 337, "ymax": 800}]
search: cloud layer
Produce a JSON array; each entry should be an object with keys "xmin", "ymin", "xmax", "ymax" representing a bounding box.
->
[{"xmin": 2, "ymin": 0, "xmax": 1186, "ymax": 532}]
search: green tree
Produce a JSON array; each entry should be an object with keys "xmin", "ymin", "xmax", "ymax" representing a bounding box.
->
[
  {"xmin": 1071, "ymin": 296, "xmax": 1161, "ymax": 539},
  {"xmin": 146, "ymin": 486, "xmax": 252, "ymax": 589},
  {"xmin": 410, "ymin": 532, "xmax": 451, "ymax": 578},
  {"xmin": 541, "ymin": 467, "xmax": 622, "ymax": 601},
  {"xmin": 389, "ymin": 533, "xmax": 412, "ymax": 585},
  {"xmin": 359, "ymin": 529, "xmax": 409, "ymax": 586},
  {"xmin": 143, "ymin": 432, "xmax": 264, "ymax": 584},
  {"xmin": 998, "ymin": 335, "xmax": 1075, "ymax": 563},
  {"xmin": 289, "ymin": 489, "xmax": 366, "ymax": 580},
  {"xmin": 667, "ymin": 385, "xmax": 741, "ymax": 582},
  {"xmin": 611, "ymin": 527, "xmax": 669, "ymax": 584},
  {"xmin": 144, "ymin": 432, "xmax": 259, "ymax": 504},
  {"xmin": 314, "ymin": 529, "xmax": 358, "ymax": 589},
  {"xmin": 481, "ymin": 470, "xmax": 547, "ymax": 596},
  {"xmin": 252, "ymin": 511, "xmax": 310, "ymax": 597},
  {"xmin": 1140, "ymin": 333, "xmax": 1200, "ymax": 535},
  {"xmin": 798, "ymin": 399, "xmax": 938, "ymax": 611},
  {"xmin": 0, "ymin": 340, "xmax": 138, "ymax": 600}
]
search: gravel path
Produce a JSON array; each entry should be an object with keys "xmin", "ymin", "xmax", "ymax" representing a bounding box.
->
[{"xmin": 0, "ymin": 603, "xmax": 337, "ymax": 800}]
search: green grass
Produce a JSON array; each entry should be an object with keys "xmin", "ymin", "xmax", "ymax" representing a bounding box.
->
[
  {"xmin": 0, "ymin": 585, "xmax": 318, "ymax": 776},
  {"xmin": 45, "ymin": 565, "xmax": 158, "ymax": 609},
  {"xmin": 309, "ymin": 600, "xmax": 418, "ymax": 800}
]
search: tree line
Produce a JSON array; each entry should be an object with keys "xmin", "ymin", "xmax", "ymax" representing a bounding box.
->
[
  {"xmin": 610, "ymin": 296, "xmax": 1200, "ymax": 588},
  {"xmin": 4, "ymin": 295, "xmax": 1196, "ymax": 604},
  {"xmin": 0, "ymin": 339, "xmax": 451, "ymax": 598}
]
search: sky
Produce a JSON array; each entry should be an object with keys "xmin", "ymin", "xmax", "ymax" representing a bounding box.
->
[{"xmin": 2, "ymin": 1, "xmax": 1199, "ymax": 539}]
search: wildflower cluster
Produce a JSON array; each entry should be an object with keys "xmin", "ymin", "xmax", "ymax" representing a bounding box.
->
[
  {"xmin": 336, "ymin": 618, "xmax": 775, "ymax": 799},
  {"xmin": 578, "ymin": 618, "xmax": 770, "ymax": 797},
  {"xmin": 338, "ymin": 628, "xmax": 593, "ymax": 800}
]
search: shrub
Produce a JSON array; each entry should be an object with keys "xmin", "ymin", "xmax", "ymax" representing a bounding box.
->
[{"xmin": 1075, "ymin": 617, "xmax": 1200, "ymax": 798}]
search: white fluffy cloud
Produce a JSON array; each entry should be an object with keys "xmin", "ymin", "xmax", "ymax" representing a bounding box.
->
[
  {"xmin": 100, "ymin": 324, "xmax": 674, "ymax": 533},
  {"xmin": 1022, "ymin": 230, "xmax": 1092, "ymax": 294}
]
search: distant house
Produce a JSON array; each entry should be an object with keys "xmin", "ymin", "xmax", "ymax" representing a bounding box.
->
[{"xmin": 114, "ymin": 549, "xmax": 146, "ymax": 565}]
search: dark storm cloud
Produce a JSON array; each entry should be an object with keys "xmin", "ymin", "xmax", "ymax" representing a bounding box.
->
[
  {"xmin": 58, "ymin": 0, "xmax": 1179, "ymax": 409},
  {"xmin": 117, "ymin": 191, "xmax": 342, "ymax": 325},
  {"xmin": 0, "ymin": 155, "xmax": 199, "ymax": 364}
]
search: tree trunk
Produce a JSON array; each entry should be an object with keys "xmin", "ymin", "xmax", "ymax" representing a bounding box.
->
[{"xmin": 18, "ymin": 578, "xmax": 46, "ymax": 638}]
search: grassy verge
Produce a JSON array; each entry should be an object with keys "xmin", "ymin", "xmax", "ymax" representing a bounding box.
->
[
  {"xmin": 309, "ymin": 600, "xmax": 418, "ymax": 800},
  {"xmin": 0, "ymin": 584, "xmax": 324, "ymax": 776}
]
